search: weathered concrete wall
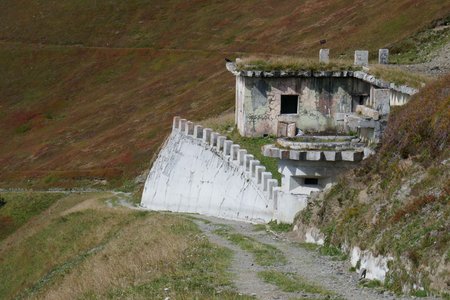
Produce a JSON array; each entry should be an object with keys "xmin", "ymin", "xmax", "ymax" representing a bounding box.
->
[
  {"xmin": 141, "ymin": 117, "xmax": 306, "ymax": 223},
  {"xmin": 236, "ymin": 76, "xmax": 371, "ymax": 136}
]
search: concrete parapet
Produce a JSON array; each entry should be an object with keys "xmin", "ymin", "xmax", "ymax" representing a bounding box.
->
[
  {"xmin": 267, "ymin": 179, "xmax": 278, "ymax": 200},
  {"xmin": 289, "ymin": 150, "xmax": 300, "ymax": 160},
  {"xmin": 256, "ymin": 166, "xmax": 266, "ymax": 184},
  {"xmin": 249, "ymin": 159, "xmax": 260, "ymax": 177},
  {"xmin": 217, "ymin": 136, "xmax": 226, "ymax": 151},
  {"xmin": 238, "ymin": 149, "xmax": 247, "ymax": 166},
  {"xmin": 323, "ymin": 151, "xmax": 342, "ymax": 161},
  {"xmin": 210, "ymin": 132, "xmax": 219, "ymax": 147},
  {"xmin": 203, "ymin": 128, "xmax": 212, "ymax": 143},
  {"xmin": 194, "ymin": 125, "xmax": 203, "ymax": 138},
  {"xmin": 244, "ymin": 154, "xmax": 254, "ymax": 171},
  {"xmin": 179, "ymin": 119, "xmax": 187, "ymax": 132},
  {"xmin": 262, "ymin": 172, "xmax": 272, "ymax": 191},
  {"xmin": 231, "ymin": 144, "xmax": 240, "ymax": 160},
  {"xmin": 173, "ymin": 116, "xmax": 180, "ymax": 130},
  {"xmin": 185, "ymin": 121, "xmax": 194, "ymax": 135},
  {"xmin": 223, "ymin": 140, "xmax": 233, "ymax": 156}
]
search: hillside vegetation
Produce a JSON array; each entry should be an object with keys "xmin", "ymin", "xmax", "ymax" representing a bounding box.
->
[
  {"xmin": 0, "ymin": 1, "xmax": 449, "ymax": 188},
  {"xmin": 293, "ymin": 75, "xmax": 450, "ymax": 296}
]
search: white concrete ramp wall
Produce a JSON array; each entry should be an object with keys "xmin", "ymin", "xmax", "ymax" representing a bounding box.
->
[{"xmin": 141, "ymin": 117, "xmax": 306, "ymax": 223}]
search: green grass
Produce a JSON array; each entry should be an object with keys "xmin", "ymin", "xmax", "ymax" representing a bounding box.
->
[
  {"xmin": 318, "ymin": 245, "xmax": 348, "ymax": 261},
  {"xmin": 267, "ymin": 220, "xmax": 292, "ymax": 233},
  {"xmin": 258, "ymin": 270, "xmax": 333, "ymax": 295},
  {"xmin": 367, "ymin": 65, "xmax": 430, "ymax": 89},
  {"xmin": 0, "ymin": 192, "xmax": 65, "ymax": 241},
  {"xmin": 214, "ymin": 226, "xmax": 286, "ymax": 266},
  {"xmin": 296, "ymin": 243, "xmax": 320, "ymax": 251}
]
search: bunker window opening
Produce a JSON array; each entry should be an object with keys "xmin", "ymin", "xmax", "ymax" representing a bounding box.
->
[
  {"xmin": 280, "ymin": 95, "xmax": 299, "ymax": 114},
  {"xmin": 304, "ymin": 178, "xmax": 319, "ymax": 185}
]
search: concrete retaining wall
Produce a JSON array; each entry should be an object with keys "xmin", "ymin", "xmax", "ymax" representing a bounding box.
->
[{"xmin": 141, "ymin": 116, "xmax": 306, "ymax": 223}]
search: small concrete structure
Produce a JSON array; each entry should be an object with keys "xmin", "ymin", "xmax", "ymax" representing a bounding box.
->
[
  {"xmin": 378, "ymin": 49, "xmax": 389, "ymax": 64},
  {"xmin": 319, "ymin": 49, "xmax": 330, "ymax": 63},
  {"xmin": 354, "ymin": 50, "xmax": 369, "ymax": 66}
]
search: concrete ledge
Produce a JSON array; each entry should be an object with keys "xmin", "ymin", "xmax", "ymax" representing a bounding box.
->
[
  {"xmin": 185, "ymin": 121, "xmax": 194, "ymax": 135},
  {"xmin": 179, "ymin": 119, "xmax": 187, "ymax": 132},
  {"xmin": 231, "ymin": 144, "xmax": 240, "ymax": 160},
  {"xmin": 210, "ymin": 132, "xmax": 219, "ymax": 147},
  {"xmin": 217, "ymin": 136, "xmax": 226, "ymax": 151},
  {"xmin": 356, "ymin": 105, "xmax": 379, "ymax": 120},
  {"xmin": 173, "ymin": 116, "xmax": 180, "ymax": 130},
  {"xmin": 238, "ymin": 149, "xmax": 248, "ymax": 166},
  {"xmin": 244, "ymin": 154, "xmax": 255, "ymax": 171},
  {"xmin": 256, "ymin": 166, "xmax": 266, "ymax": 184},
  {"xmin": 262, "ymin": 172, "xmax": 272, "ymax": 191},
  {"xmin": 249, "ymin": 160, "xmax": 260, "ymax": 177},
  {"xmin": 223, "ymin": 140, "xmax": 233, "ymax": 156}
]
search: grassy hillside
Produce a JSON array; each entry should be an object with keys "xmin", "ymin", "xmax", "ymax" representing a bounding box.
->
[
  {"xmin": 0, "ymin": 192, "xmax": 250, "ymax": 299},
  {"xmin": 0, "ymin": 1, "xmax": 449, "ymax": 188},
  {"xmin": 293, "ymin": 75, "xmax": 450, "ymax": 296}
]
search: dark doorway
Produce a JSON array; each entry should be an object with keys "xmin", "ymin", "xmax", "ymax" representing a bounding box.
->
[
  {"xmin": 280, "ymin": 95, "xmax": 298, "ymax": 114},
  {"xmin": 304, "ymin": 178, "xmax": 319, "ymax": 185}
]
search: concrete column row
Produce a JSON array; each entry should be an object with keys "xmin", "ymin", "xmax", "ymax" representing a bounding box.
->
[{"xmin": 172, "ymin": 116, "xmax": 280, "ymax": 201}]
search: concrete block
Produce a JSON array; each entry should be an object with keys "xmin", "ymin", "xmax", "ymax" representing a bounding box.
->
[
  {"xmin": 279, "ymin": 150, "xmax": 290, "ymax": 160},
  {"xmin": 231, "ymin": 144, "xmax": 240, "ymax": 160},
  {"xmin": 267, "ymin": 179, "xmax": 278, "ymax": 199},
  {"xmin": 356, "ymin": 105, "xmax": 380, "ymax": 120},
  {"xmin": 354, "ymin": 50, "xmax": 369, "ymax": 66},
  {"xmin": 323, "ymin": 151, "xmax": 341, "ymax": 161},
  {"xmin": 287, "ymin": 123, "xmax": 296, "ymax": 137},
  {"xmin": 193, "ymin": 125, "xmax": 203, "ymax": 139},
  {"xmin": 249, "ymin": 160, "xmax": 260, "ymax": 177},
  {"xmin": 185, "ymin": 121, "xmax": 194, "ymax": 135},
  {"xmin": 238, "ymin": 149, "xmax": 248, "ymax": 166},
  {"xmin": 378, "ymin": 49, "xmax": 389, "ymax": 64},
  {"xmin": 289, "ymin": 150, "xmax": 300, "ymax": 160},
  {"xmin": 217, "ymin": 136, "xmax": 226, "ymax": 151},
  {"xmin": 342, "ymin": 151, "xmax": 364, "ymax": 162},
  {"xmin": 202, "ymin": 128, "xmax": 212, "ymax": 143},
  {"xmin": 263, "ymin": 146, "xmax": 280, "ymax": 158},
  {"xmin": 272, "ymin": 187, "xmax": 281, "ymax": 210},
  {"xmin": 319, "ymin": 49, "xmax": 329, "ymax": 63},
  {"xmin": 223, "ymin": 140, "xmax": 233, "ymax": 156},
  {"xmin": 306, "ymin": 151, "xmax": 322, "ymax": 161},
  {"xmin": 256, "ymin": 166, "xmax": 266, "ymax": 184},
  {"xmin": 372, "ymin": 89, "xmax": 390, "ymax": 116},
  {"xmin": 262, "ymin": 172, "xmax": 272, "ymax": 191},
  {"xmin": 179, "ymin": 119, "xmax": 187, "ymax": 132},
  {"xmin": 244, "ymin": 154, "xmax": 254, "ymax": 171},
  {"xmin": 210, "ymin": 132, "xmax": 219, "ymax": 147},
  {"xmin": 172, "ymin": 116, "xmax": 180, "ymax": 130}
]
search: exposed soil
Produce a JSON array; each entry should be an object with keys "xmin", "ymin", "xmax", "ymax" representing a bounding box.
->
[{"xmin": 193, "ymin": 215, "xmax": 442, "ymax": 300}]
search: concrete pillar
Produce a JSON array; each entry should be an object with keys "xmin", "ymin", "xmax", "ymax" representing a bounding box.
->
[
  {"xmin": 172, "ymin": 116, "xmax": 180, "ymax": 130},
  {"xmin": 237, "ymin": 149, "xmax": 247, "ymax": 166},
  {"xmin": 319, "ymin": 49, "xmax": 329, "ymax": 63},
  {"xmin": 185, "ymin": 121, "xmax": 194, "ymax": 135},
  {"xmin": 371, "ymin": 88, "xmax": 390, "ymax": 116},
  {"xmin": 262, "ymin": 172, "xmax": 272, "ymax": 191},
  {"xmin": 256, "ymin": 166, "xmax": 266, "ymax": 184},
  {"xmin": 267, "ymin": 179, "xmax": 278, "ymax": 199},
  {"xmin": 217, "ymin": 136, "xmax": 226, "ymax": 151},
  {"xmin": 378, "ymin": 49, "xmax": 389, "ymax": 64},
  {"xmin": 244, "ymin": 154, "xmax": 254, "ymax": 171},
  {"xmin": 179, "ymin": 119, "xmax": 187, "ymax": 132},
  {"xmin": 230, "ymin": 144, "xmax": 240, "ymax": 160},
  {"xmin": 354, "ymin": 50, "xmax": 369, "ymax": 66},
  {"xmin": 193, "ymin": 125, "xmax": 203, "ymax": 139},
  {"xmin": 203, "ymin": 128, "xmax": 212, "ymax": 143},
  {"xmin": 210, "ymin": 132, "xmax": 219, "ymax": 147},
  {"xmin": 223, "ymin": 140, "xmax": 233, "ymax": 156},
  {"xmin": 249, "ymin": 159, "xmax": 260, "ymax": 177}
]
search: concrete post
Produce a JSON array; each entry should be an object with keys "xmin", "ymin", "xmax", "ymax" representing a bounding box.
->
[
  {"xmin": 244, "ymin": 154, "xmax": 254, "ymax": 171},
  {"xmin": 267, "ymin": 179, "xmax": 278, "ymax": 199},
  {"xmin": 256, "ymin": 166, "xmax": 266, "ymax": 184},
  {"xmin": 179, "ymin": 119, "xmax": 187, "ymax": 132},
  {"xmin": 237, "ymin": 149, "xmax": 247, "ymax": 166},
  {"xmin": 223, "ymin": 140, "xmax": 233, "ymax": 156},
  {"xmin": 185, "ymin": 121, "xmax": 194, "ymax": 135},
  {"xmin": 172, "ymin": 116, "xmax": 180, "ymax": 130},
  {"xmin": 202, "ymin": 128, "xmax": 212, "ymax": 143},
  {"xmin": 230, "ymin": 144, "xmax": 240, "ymax": 160},
  {"xmin": 249, "ymin": 159, "xmax": 260, "ymax": 177},
  {"xmin": 354, "ymin": 50, "xmax": 369, "ymax": 66},
  {"xmin": 193, "ymin": 125, "xmax": 203, "ymax": 139},
  {"xmin": 217, "ymin": 136, "xmax": 226, "ymax": 151},
  {"xmin": 210, "ymin": 132, "xmax": 219, "ymax": 147},
  {"xmin": 319, "ymin": 49, "xmax": 329, "ymax": 63},
  {"xmin": 262, "ymin": 172, "xmax": 272, "ymax": 191},
  {"xmin": 378, "ymin": 49, "xmax": 389, "ymax": 64}
]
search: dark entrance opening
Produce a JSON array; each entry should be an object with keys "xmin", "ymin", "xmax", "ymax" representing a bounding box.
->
[
  {"xmin": 304, "ymin": 178, "xmax": 319, "ymax": 185},
  {"xmin": 280, "ymin": 95, "xmax": 298, "ymax": 114}
]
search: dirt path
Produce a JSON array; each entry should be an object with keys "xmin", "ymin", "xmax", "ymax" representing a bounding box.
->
[{"xmin": 193, "ymin": 215, "xmax": 441, "ymax": 300}]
